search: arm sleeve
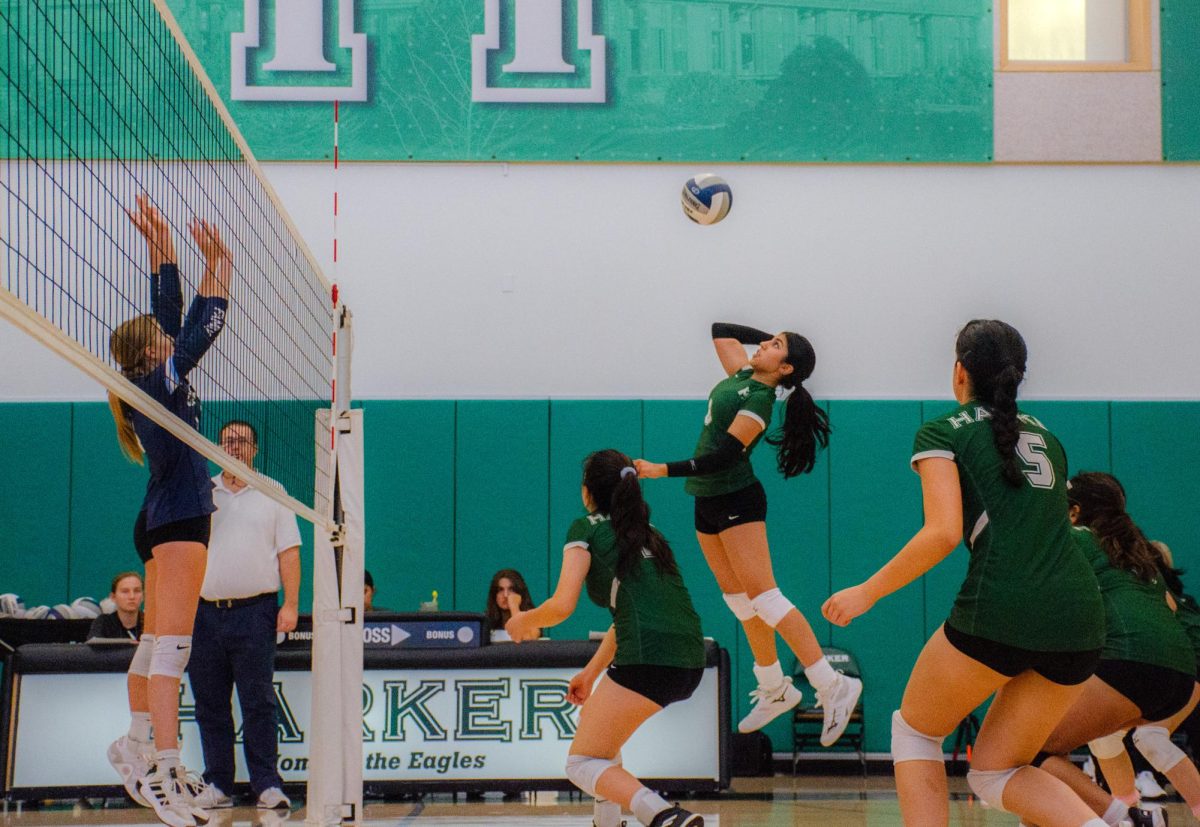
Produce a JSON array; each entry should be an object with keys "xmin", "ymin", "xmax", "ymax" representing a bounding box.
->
[
  {"xmin": 171, "ymin": 295, "xmax": 228, "ymax": 380},
  {"xmin": 712, "ymin": 322, "xmax": 772, "ymax": 345},
  {"xmin": 86, "ymin": 614, "xmax": 105, "ymax": 640},
  {"xmin": 910, "ymin": 420, "xmax": 955, "ymax": 472},
  {"xmin": 666, "ymin": 431, "xmax": 746, "ymax": 477},
  {"xmin": 151, "ymin": 263, "xmax": 184, "ymax": 338}
]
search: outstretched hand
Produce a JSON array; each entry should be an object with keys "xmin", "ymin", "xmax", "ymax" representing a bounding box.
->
[
  {"xmin": 189, "ymin": 219, "xmax": 232, "ymax": 298},
  {"xmin": 634, "ymin": 459, "xmax": 666, "ymax": 479},
  {"xmin": 125, "ymin": 193, "xmax": 176, "ymax": 272}
]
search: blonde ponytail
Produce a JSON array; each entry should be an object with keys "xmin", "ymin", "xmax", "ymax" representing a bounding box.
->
[{"xmin": 108, "ymin": 391, "xmax": 143, "ymax": 464}]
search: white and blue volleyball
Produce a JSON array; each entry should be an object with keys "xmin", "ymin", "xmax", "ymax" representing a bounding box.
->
[{"xmin": 681, "ymin": 174, "xmax": 732, "ymax": 225}]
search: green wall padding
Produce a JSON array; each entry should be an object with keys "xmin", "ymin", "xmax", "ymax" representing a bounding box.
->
[
  {"xmin": 454, "ymin": 401, "xmax": 550, "ymax": 613},
  {"xmin": 67, "ymin": 403, "xmax": 150, "ymax": 600},
  {"xmin": 362, "ymin": 400, "xmax": 456, "ymax": 615},
  {"xmin": 830, "ymin": 401, "xmax": 925, "ymax": 753},
  {"xmin": 0, "ymin": 404, "xmax": 72, "ymax": 604},
  {"xmin": 1111, "ymin": 402, "xmax": 1200, "ymax": 598},
  {"xmin": 4, "ymin": 398, "xmax": 1199, "ymax": 758},
  {"xmin": 1162, "ymin": 0, "xmax": 1200, "ymax": 161}
]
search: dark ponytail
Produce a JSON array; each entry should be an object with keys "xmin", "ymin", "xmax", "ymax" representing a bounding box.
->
[
  {"xmin": 1068, "ymin": 472, "xmax": 1161, "ymax": 582},
  {"xmin": 955, "ymin": 320, "xmax": 1027, "ymax": 487},
  {"xmin": 583, "ymin": 449, "xmax": 679, "ymax": 580},
  {"xmin": 766, "ymin": 332, "xmax": 830, "ymax": 478}
]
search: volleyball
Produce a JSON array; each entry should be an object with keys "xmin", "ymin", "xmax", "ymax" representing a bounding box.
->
[
  {"xmin": 72, "ymin": 597, "xmax": 102, "ymax": 618},
  {"xmin": 0, "ymin": 593, "xmax": 24, "ymax": 617},
  {"xmin": 47, "ymin": 604, "xmax": 75, "ymax": 620},
  {"xmin": 681, "ymin": 174, "xmax": 732, "ymax": 225}
]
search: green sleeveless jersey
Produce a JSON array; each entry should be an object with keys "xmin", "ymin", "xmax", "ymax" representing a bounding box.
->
[
  {"xmin": 1075, "ymin": 528, "xmax": 1195, "ymax": 675},
  {"xmin": 912, "ymin": 403, "xmax": 1103, "ymax": 651},
  {"xmin": 564, "ymin": 513, "xmax": 705, "ymax": 669},
  {"xmin": 684, "ymin": 367, "xmax": 776, "ymax": 497}
]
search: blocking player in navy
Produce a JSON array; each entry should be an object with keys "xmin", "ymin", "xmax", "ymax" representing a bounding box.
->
[
  {"xmin": 1032, "ymin": 472, "xmax": 1195, "ymax": 827},
  {"xmin": 506, "ymin": 450, "xmax": 706, "ymax": 827},
  {"xmin": 635, "ymin": 323, "xmax": 861, "ymax": 741},
  {"xmin": 106, "ymin": 195, "xmax": 230, "ymax": 827},
  {"xmin": 823, "ymin": 320, "xmax": 1109, "ymax": 827}
]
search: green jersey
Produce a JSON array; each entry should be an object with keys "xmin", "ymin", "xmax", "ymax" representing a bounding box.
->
[
  {"xmin": 1174, "ymin": 594, "xmax": 1200, "ymax": 665},
  {"xmin": 564, "ymin": 513, "xmax": 705, "ymax": 669},
  {"xmin": 1075, "ymin": 528, "xmax": 1195, "ymax": 675},
  {"xmin": 684, "ymin": 367, "xmax": 776, "ymax": 497},
  {"xmin": 912, "ymin": 403, "xmax": 1103, "ymax": 651}
]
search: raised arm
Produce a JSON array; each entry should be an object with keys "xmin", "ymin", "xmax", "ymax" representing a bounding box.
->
[
  {"xmin": 822, "ymin": 457, "xmax": 963, "ymax": 626},
  {"xmin": 636, "ymin": 414, "xmax": 762, "ymax": 480},
  {"xmin": 712, "ymin": 321, "xmax": 771, "ymax": 376},
  {"xmin": 127, "ymin": 195, "xmax": 182, "ymax": 336},
  {"xmin": 170, "ymin": 220, "xmax": 231, "ymax": 381}
]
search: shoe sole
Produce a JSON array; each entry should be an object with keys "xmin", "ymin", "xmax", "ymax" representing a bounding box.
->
[
  {"xmin": 737, "ymin": 691, "xmax": 803, "ymax": 733},
  {"xmin": 820, "ymin": 679, "xmax": 863, "ymax": 747}
]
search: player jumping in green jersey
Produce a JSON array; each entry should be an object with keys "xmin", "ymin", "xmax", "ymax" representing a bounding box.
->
[
  {"xmin": 506, "ymin": 449, "xmax": 706, "ymax": 827},
  {"xmin": 823, "ymin": 320, "xmax": 1110, "ymax": 827},
  {"xmin": 635, "ymin": 322, "xmax": 862, "ymax": 744},
  {"xmin": 1035, "ymin": 472, "xmax": 1195, "ymax": 827}
]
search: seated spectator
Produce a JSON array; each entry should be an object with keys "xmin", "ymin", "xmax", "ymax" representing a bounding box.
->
[
  {"xmin": 88, "ymin": 571, "xmax": 144, "ymax": 641},
  {"xmin": 486, "ymin": 569, "xmax": 540, "ymax": 642},
  {"xmin": 364, "ymin": 570, "xmax": 391, "ymax": 613}
]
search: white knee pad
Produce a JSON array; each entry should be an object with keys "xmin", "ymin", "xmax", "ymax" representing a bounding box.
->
[
  {"xmin": 1088, "ymin": 729, "xmax": 1129, "ymax": 760},
  {"xmin": 1133, "ymin": 726, "xmax": 1187, "ymax": 772},
  {"xmin": 966, "ymin": 767, "xmax": 1021, "ymax": 813},
  {"xmin": 149, "ymin": 634, "xmax": 192, "ymax": 679},
  {"xmin": 565, "ymin": 755, "xmax": 616, "ymax": 797},
  {"xmin": 722, "ymin": 592, "xmax": 756, "ymax": 622},
  {"xmin": 129, "ymin": 633, "xmax": 155, "ymax": 678},
  {"xmin": 891, "ymin": 710, "xmax": 944, "ymax": 763},
  {"xmin": 750, "ymin": 588, "xmax": 796, "ymax": 628}
]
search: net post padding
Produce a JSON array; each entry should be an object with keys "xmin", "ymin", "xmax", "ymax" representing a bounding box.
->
[
  {"xmin": 307, "ymin": 307, "xmax": 363, "ymax": 826},
  {"xmin": 0, "ymin": 288, "xmax": 332, "ymax": 530}
]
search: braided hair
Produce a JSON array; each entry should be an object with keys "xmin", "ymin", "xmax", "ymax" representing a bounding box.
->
[{"xmin": 955, "ymin": 320, "xmax": 1027, "ymax": 487}]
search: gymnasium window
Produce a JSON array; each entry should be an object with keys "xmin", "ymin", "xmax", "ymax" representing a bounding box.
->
[{"xmin": 1000, "ymin": 0, "xmax": 1151, "ymax": 71}]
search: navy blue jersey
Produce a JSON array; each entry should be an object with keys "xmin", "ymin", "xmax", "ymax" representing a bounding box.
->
[{"xmin": 133, "ymin": 263, "xmax": 227, "ymax": 530}]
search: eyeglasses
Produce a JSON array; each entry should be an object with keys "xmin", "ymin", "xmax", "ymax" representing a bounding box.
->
[{"xmin": 220, "ymin": 437, "xmax": 256, "ymax": 448}]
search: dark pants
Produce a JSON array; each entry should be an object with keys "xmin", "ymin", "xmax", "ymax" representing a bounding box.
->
[{"xmin": 189, "ymin": 595, "xmax": 281, "ymax": 795}]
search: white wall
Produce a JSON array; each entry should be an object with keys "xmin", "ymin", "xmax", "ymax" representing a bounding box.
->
[{"xmin": 3, "ymin": 162, "xmax": 1199, "ymax": 401}]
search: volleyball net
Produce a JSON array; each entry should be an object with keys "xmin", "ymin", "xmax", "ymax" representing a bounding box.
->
[
  {"xmin": 1, "ymin": 0, "xmax": 338, "ymax": 527},
  {"xmin": 2, "ymin": 3, "xmax": 364, "ymax": 822}
]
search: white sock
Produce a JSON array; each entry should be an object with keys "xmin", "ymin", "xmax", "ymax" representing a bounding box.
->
[
  {"xmin": 129, "ymin": 711, "xmax": 152, "ymax": 744},
  {"xmin": 593, "ymin": 798, "xmax": 623, "ymax": 827},
  {"xmin": 752, "ymin": 660, "xmax": 784, "ymax": 690},
  {"xmin": 630, "ymin": 787, "xmax": 671, "ymax": 826},
  {"xmin": 1101, "ymin": 797, "xmax": 1129, "ymax": 825},
  {"xmin": 154, "ymin": 748, "xmax": 181, "ymax": 771},
  {"xmin": 804, "ymin": 657, "xmax": 838, "ymax": 693}
]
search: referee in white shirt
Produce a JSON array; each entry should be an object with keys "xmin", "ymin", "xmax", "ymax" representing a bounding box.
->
[{"xmin": 188, "ymin": 420, "xmax": 301, "ymax": 810}]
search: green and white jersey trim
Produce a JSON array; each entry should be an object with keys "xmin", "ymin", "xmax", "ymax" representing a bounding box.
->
[
  {"xmin": 911, "ymin": 448, "xmax": 955, "ymax": 469},
  {"xmin": 736, "ymin": 409, "xmax": 767, "ymax": 428},
  {"xmin": 969, "ymin": 512, "xmax": 989, "ymax": 547}
]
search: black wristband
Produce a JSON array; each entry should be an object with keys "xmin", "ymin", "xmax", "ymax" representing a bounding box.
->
[
  {"xmin": 712, "ymin": 322, "xmax": 772, "ymax": 345},
  {"xmin": 665, "ymin": 432, "xmax": 745, "ymax": 477}
]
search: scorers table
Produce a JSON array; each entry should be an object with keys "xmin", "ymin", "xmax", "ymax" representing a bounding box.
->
[{"xmin": 0, "ymin": 613, "xmax": 730, "ymax": 799}]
